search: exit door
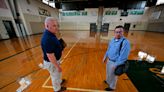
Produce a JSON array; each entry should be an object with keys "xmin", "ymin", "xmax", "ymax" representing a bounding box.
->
[
  {"xmin": 3, "ymin": 20, "xmax": 17, "ymax": 38},
  {"xmin": 124, "ymin": 23, "xmax": 131, "ymax": 32}
]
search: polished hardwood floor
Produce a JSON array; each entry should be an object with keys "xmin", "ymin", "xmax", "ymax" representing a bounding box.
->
[{"xmin": 0, "ymin": 30, "xmax": 164, "ymax": 92}]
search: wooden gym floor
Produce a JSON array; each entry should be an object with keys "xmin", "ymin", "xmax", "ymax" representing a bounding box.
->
[{"xmin": 0, "ymin": 30, "xmax": 164, "ymax": 92}]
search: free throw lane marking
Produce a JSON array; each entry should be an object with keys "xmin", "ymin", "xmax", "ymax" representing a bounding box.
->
[
  {"xmin": 42, "ymin": 86, "xmax": 110, "ymax": 92},
  {"xmin": 42, "ymin": 39, "xmax": 80, "ymax": 88},
  {"xmin": 60, "ymin": 38, "xmax": 80, "ymax": 64},
  {"xmin": 42, "ymin": 76, "xmax": 51, "ymax": 88},
  {"xmin": 42, "ymin": 38, "xmax": 110, "ymax": 92}
]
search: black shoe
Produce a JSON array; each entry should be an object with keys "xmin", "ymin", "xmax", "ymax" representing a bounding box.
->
[
  {"xmin": 61, "ymin": 79, "xmax": 66, "ymax": 85},
  {"xmin": 105, "ymin": 87, "xmax": 114, "ymax": 91},
  {"xmin": 104, "ymin": 80, "xmax": 108, "ymax": 84},
  {"xmin": 56, "ymin": 87, "xmax": 67, "ymax": 92}
]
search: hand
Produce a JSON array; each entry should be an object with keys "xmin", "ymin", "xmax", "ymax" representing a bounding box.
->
[
  {"xmin": 103, "ymin": 57, "xmax": 109, "ymax": 63},
  {"xmin": 103, "ymin": 60, "xmax": 107, "ymax": 64}
]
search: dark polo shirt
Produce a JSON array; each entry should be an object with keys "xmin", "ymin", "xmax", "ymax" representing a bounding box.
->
[{"xmin": 41, "ymin": 29, "xmax": 62, "ymax": 61}]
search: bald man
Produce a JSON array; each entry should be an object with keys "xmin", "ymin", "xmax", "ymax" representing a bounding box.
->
[{"xmin": 41, "ymin": 17, "xmax": 66, "ymax": 92}]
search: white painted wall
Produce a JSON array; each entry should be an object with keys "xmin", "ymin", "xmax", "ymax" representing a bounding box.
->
[
  {"xmin": 103, "ymin": 8, "xmax": 149, "ymax": 30},
  {"xmin": 147, "ymin": 4, "xmax": 164, "ymax": 32},
  {"xmin": 0, "ymin": 0, "xmax": 20, "ymax": 39},
  {"xmin": 0, "ymin": 0, "xmax": 159, "ymax": 39},
  {"xmin": 16, "ymin": 0, "xmax": 59, "ymax": 35},
  {"xmin": 59, "ymin": 7, "xmax": 149, "ymax": 31},
  {"xmin": 0, "ymin": 8, "xmax": 12, "ymax": 17},
  {"xmin": 0, "ymin": 6, "xmax": 11, "ymax": 39},
  {"xmin": 59, "ymin": 8, "xmax": 98, "ymax": 30}
]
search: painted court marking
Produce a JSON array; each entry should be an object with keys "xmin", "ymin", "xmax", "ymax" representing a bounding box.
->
[
  {"xmin": 41, "ymin": 39, "xmax": 109, "ymax": 91},
  {"xmin": 42, "ymin": 84, "xmax": 109, "ymax": 92},
  {"xmin": 42, "ymin": 38, "xmax": 109, "ymax": 91},
  {"xmin": 42, "ymin": 76, "xmax": 108, "ymax": 91},
  {"xmin": 42, "ymin": 76, "xmax": 109, "ymax": 92},
  {"xmin": 60, "ymin": 39, "xmax": 80, "ymax": 64}
]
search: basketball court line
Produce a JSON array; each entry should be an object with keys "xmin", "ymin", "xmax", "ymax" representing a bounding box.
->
[
  {"xmin": 42, "ymin": 39, "xmax": 80, "ymax": 88},
  {"xmin": 0, "ymin": 45, "xmax": 40, "ymax": 62},
  {"xmin": 60, "ymin": 38, "xmax": 80, "ymax": 64},
  {"xmin": 42, "ymin": 84, "xmax": 109, "ymax": 92},
  {"xmin": 42, "ymin": 76, "xmax": 109, "ymax": 91},
  {"xmin": 41, "ymin": 38, "xmax": 110, "ymax": 92}
]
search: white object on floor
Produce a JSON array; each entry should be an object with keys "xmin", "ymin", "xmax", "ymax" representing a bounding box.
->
[
  {"xmin": 161, "ymin": 66, "xmax": 164, "ymax": 74},
  {"xmin": 146, "ymin": 55, "xmax": 155, "ymax": 63},
  {"xmin": 138, "ymin": 51, "xmax": 147, "ymax": 59},
  {"xmin": 16, "ymin": 77, "xmax": 31, "ymax": 92}
]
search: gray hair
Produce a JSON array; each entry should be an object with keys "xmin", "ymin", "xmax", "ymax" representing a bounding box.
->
[{"xmin": 44, "ymin": 17, "xmax": 57, "ymax": 24}]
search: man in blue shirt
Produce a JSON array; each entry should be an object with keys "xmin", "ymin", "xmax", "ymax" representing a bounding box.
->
[
  {"xmin": 41, "ymin": 17, "xmax": 66, "ymax": 92},
  {"xmin": 103, "ymin": 25, "xmax": 130, "ymax": 91}
]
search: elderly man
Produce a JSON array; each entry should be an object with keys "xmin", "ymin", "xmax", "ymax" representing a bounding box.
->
[
  {"xmin": 103, "ymin": 25, "xmax": 131, "ymax": 91},
  {"xmin": 41, "ymin": 17, "xmax": 66, "ymax": 92}
]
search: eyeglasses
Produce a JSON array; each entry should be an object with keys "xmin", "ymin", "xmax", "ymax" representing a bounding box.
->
[{"xmin": 115, "ymin": 31, "xmax": 123, "ymax": 34}]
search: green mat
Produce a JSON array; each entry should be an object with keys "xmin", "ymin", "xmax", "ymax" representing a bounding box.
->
[{"xmin": 126, "ymin": 60, "xmax": 164, "ymax": 92}]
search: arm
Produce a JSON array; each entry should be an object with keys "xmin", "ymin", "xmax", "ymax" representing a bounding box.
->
[
  {"xmin": 103, "ymin": 54, "xmax": 109, "ymax": 63},
  {"xmin": 47, "ymin": 53, "xmax": 62, "ymax": 72},
  {"xmin": 103, "ymin": 41, "xmax": 111, "ymax": 63}
]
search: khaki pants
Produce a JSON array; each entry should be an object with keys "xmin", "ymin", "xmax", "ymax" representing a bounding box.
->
[
  {"xmin": 43, "ymin": 60, "xmax": 62, "ymax": 91},
  {"xmin": 106, "ymin": 60, "xmax": 118, "ymax": 89}
]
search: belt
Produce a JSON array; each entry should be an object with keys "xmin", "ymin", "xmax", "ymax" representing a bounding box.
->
[
  {"xmin": 108, "ymin": 58, "xmax": 116, "ymax": 62},
  {"xmin": 44, "ymin": 60, "xmax": 50, "ymax": 62},
  {"xmin": 110, "ymin": 60, "xmax": 116, "ymax": 62}
]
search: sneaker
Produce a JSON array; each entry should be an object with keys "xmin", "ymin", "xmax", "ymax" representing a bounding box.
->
[
  {"xmin": 61, "ymin": 79, "xmax": 66, "ymax": 85},
  {"xmin": 105, "ymin": 87, "xmax": 114, "ymax": 91}
]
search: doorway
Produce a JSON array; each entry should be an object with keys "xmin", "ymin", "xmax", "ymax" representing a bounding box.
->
[
  {"xmin": 124, "ymin": 23, "xmax": 131, "ymax": 32},
  {"xmin": 90, "ymin": 23, "xmax": 97, "ymax": 37},
  {"xmin": 3, "ymin": 20, "xmax": 17, "ymax": 38},
  {"xmin": 0, "ymin": 34, "xmax": 2, "ymax": 40},
  {"xmin": 124, "ymin": 23, "xmax": 131, "ymax": 37}
]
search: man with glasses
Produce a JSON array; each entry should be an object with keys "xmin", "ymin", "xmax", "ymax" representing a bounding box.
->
[{"xmin": 103, "ymin": 25, "xmax": 130, "ymax": 91}]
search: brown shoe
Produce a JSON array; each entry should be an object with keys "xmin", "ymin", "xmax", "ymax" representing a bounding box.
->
[
  {"xmin": 56, "ymin": 87, "xmax": 67, "ymax": 92},
  {"xmin": 61, "ymin": 79, "xmax": 66, "ymax": 85},
  {"xmin": 105, "ymin": 87, "xmax": 114, "ymax": 91}
]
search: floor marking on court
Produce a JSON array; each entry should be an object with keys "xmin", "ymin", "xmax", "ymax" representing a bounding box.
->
[
  {"xmin": 42, "ymin": 76, "xmax": 51, "ymax": 88},
  {"xmin": 60, "ymin": 38, "xmax": 80, "ymax": 64},
  {"xmin": 0, "ymin": 44, "xmax": 40, "ymax": 62},
  {"xmin": 42, "ymin": 86, "xmax": 110, "ymax": 92},
  {"xmin": 42, "ymin": 38, "xmax": 80, "ymax": 88},
  {"xmin": 67, "ymin": 87, "xmax": 109, "ymax": 92},
  {"xmin": 42, "ymin": 39, "xmax": 110, "ymax": 92}
]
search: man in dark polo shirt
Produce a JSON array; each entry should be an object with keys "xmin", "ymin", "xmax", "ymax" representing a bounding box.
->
[{"xmin": 41, "ymin": 17, "xmax": 66, "ymax": 92}]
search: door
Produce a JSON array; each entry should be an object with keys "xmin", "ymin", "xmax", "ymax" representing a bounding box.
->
[
  {"xmin": 90, "ymin": 23, "xmax": 97, "ymax": 32},
  {"xmin": 124, "ymin": 23, "xmax": 131, "ymax": 32},
  {"xmin": 90, "ymin": 23, "xmax": 97, "ymax": 37},
  {"xmin": 101, "ymin": 23, "xmax": 109, "ymax": 36},
  {"xmin": 3, "ymin": 20, "xmax": 17, "ymax": 38},
  {"xmin": 0, "ymin": 34, "xmax": 2, "ymax": 40},
  {"xmin": 102, "ymin": 23, "xmax": 109, "ymax": 32}
]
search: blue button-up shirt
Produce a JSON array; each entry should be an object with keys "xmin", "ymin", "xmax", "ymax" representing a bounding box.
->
[{"xmin": 103, "ymin": 37, "xmax": 130, "ymax": 66}]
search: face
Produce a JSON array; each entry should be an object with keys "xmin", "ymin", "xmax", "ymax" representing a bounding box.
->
[
  {"xmin": 47, "ymin": 20, "xmax": 59, "ymax": 34},
  {"xmin": 114, "ymin": 28, "xmax": 124, "ymax": 39}
]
